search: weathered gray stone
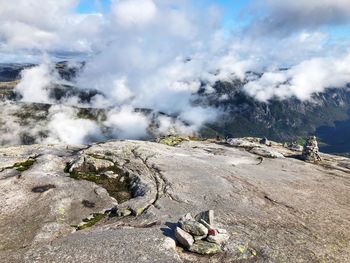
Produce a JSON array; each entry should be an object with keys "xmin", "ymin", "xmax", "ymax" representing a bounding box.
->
[
  {"xmin": 199, "ymin": 219, "xmax": 212, "ymax": 230},
  {"xmin": 195, "ymin": 210, "xmax": 214, "ymax": 226},
  {"xmin": 194, "ymin": 234, "xmax": 207, "ymax": 241},
  {"xmin": 162, "ymin": 237, "xmax": 176, "ymax": 250},
  {"xmin": 68, "ymin": 155, "xmax": 114, "ymax": 173},
  {"xmin": 206, "ymin": 233, "xmax": 230, "ymax": 245},
  {"xmin": 175, "ymin": 227, "xmax": 194, "ymax": 248},
  {"xmin": 287, "ymin": 143, "xmax": 303, "ymax": 152},
  {"xmin": 250, "ymin": 147, "xmax": 285, "ymax": 159},
  {"xmin": 188, "ymin": 240, "xmax": 222, "ymax": 255},
  {"xmin": 179, "ymin": 220, "xmax": 208, "ymax": 236}
]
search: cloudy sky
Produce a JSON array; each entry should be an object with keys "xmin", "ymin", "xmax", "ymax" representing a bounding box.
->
[
  {"xmin": 1, "ymin": 0, "xmax": 350, "ymax": 144},
  {"xmin": 1, "ymin": 0, "xmax": 349, "ymax": 61}
]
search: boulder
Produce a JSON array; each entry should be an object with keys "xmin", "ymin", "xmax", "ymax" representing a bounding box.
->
[
  {"xmin": 287, "ymin": 143, "xmax": 303, "ymax": 152},
  {"xmin": 249, "ymin": 147, "xmax": 284, "ymax": 159},
  {"xmin": 68, "ymin": 155, "xmax": 114, "ymax": 174}
]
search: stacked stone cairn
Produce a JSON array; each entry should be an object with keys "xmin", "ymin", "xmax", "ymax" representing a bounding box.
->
[
  {"xmin": 302, "ymin": 136, "xmax": 322, "ymax": 163},
  {"xmin": 259, "ymin": 137, "xmax": 272, "ymax": 146},
  {"xmin": 174, "ymin": 210, "xmax": 229, "ymax": 255}
]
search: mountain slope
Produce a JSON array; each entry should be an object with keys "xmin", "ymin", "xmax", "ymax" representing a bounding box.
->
[{"xmin": 198, "ymin": 80, "xmax": 350, "ymax": 153}]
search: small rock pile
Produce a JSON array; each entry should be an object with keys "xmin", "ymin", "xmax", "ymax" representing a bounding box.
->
[
  {"xmin": 174, "ymin": 210, "xmax": 229, "ymax": 255},
  {"xmin": 302, "ymin": 136, "xmax": 322, "ymax": 162},
  {"xmin": 259, "ymin": 137, "xmax": 272, "ymax": 146}
]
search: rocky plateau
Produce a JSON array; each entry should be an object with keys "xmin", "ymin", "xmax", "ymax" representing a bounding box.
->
[{"xmin": 0, "ymin": 137, "xmax": 349, "ymax": 262}]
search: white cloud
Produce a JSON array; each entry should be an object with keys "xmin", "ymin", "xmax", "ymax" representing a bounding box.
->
[
  {"xmin": 244, "ymin": 53, "xmax": 350, "ymax": 101},
  {"xmin": 15, "ymin": 59, "xmax": 58, "ymax": 103},
  {"xmin": 0, "ymin": 0, "xmax": 104, "ymax": 55},
  {"xmin": 248, "ymin": 0, "xmax": 350, "ymax": 36},
  {"xmin": 111, "ymin": 0, "xmax": 157, "ymax": 28},
  {"xmin": 45, "ymin": 105, "xmax": 103, "ymax": 145},
  {"xmin": 103, "ymin": 106, "xmax": 149, "ymax": 139}
]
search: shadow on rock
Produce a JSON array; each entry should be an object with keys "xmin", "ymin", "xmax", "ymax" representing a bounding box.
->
[{"xmin": 161, "ymin": 221, "xmax": 178, "ymax": 238}]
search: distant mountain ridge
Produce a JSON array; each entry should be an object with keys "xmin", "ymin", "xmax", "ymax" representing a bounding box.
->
[
  {"xmin": 1, "ymin": 63, "xmax": 350, "ymax": 154},
  {"xmin": 196, "ymin": 80, "xmax": 350, "ymax": 155}
]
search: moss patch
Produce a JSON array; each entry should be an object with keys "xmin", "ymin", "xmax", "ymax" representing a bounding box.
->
[
  {"xmin": 158, "ymin": 135, "xmax": 187, "ymax": 147},
  {"xmin": 66, "ymin": 159, "xmax": 132, "ymax": 204},
  {"xmin": 76, "ymin": 213, "xmax": 106, "ymax": 230},
  {"xmin": 158, "ymin": 135, "xmax": 211, "ymax": 147},
  {"xmin": 71, "ymin": 171, "xmax": 132, "ymax": 203},
  {"xmin": 13, "ymin": 158, "xmax": 36, "ymax": 172},
  {"xmin": 235, "ymin": 244, "xmax": 258, "ymax": 260}
]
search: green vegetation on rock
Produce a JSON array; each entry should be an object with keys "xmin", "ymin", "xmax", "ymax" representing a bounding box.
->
[
  {"xmin": 158, "ymin": 135, "xmax": 187, "ymax": 146},
  {"xmin": 66, "ymin": 157, "xmax": 133, "ymax": 204},
  {"xmin": 76, "ymin": 213, "xmax": 106, "ymax": 230},
  {"xmin": 13, "ymin": 158, "xmax": 36, "ymax": 172},
  {"xmin": 158, "ymin": 135, "xmax": 206, "ymax": 147},
  {"xmin": 69, "ymin": 170, "xmax": 132, "ymax": 204},
  {"xmin": 188, "ymin": 240, "xmax": 221, "ymax": 255}
]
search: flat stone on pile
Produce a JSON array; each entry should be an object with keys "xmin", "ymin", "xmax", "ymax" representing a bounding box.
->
[
  {"xmin": 188, "ymin": 240, "xmax": 222, "ymax": 255},
  {"xmin": 199, "ymin": 219, "xmax": 212, "ymax": 230},
  {"xmin": 194, "ymin": 235, "xmax": 207, "ymax": 241},
  {"xmin": 179, "ymin": 221, "xmax": 208, "ymax": 236},
  {"xmin": 195, "ymin": 210, "xmax": 215, "ymax": 225}
]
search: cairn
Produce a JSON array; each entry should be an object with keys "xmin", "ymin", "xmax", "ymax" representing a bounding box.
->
[
  {"xmin": 302, "ymin": 136, "xmax": 322, "ymax": 162},
  {"xmin": 174, "ymin": 210, "xmax": 229, "ymax": 255},
  {"xmin": 259, "ymin": 137, "xmax": 272, "ymax": 146}
]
